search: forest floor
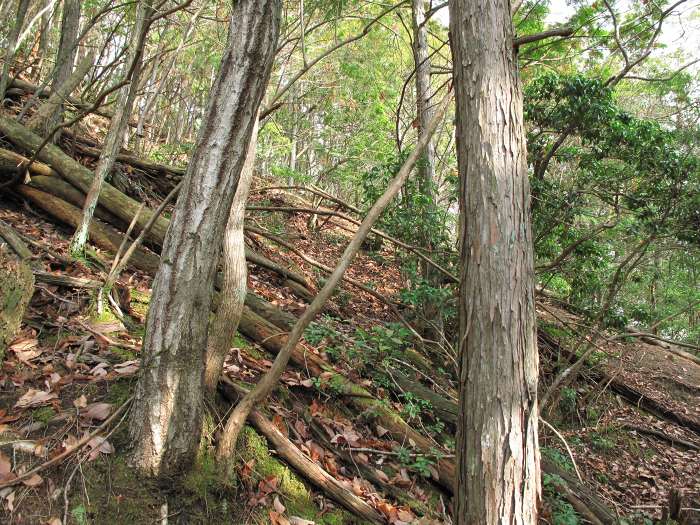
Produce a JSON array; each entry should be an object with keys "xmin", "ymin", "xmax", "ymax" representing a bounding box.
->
[{"xmin": 0, "ymin": 120, "xmax": 699, "ymax": 524}]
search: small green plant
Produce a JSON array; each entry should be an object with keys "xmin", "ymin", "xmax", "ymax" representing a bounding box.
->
[
  {"xmin": 543, "ymin": 473, "xmax": 581, "ymax": 525},
  {"xmin": 559, "ymin": 387, "xmax": 578, "ymax": 417},
  {"xmin": 399, "ymin": 391, "xmax": 432, "ymax": 421},
  {"xmin": 304, "ymin": 318, "xmax": 337, "ymax": 345},
  {"xmin": 589, "ymin": 431, "xmax": 616, "ymax": 452}
]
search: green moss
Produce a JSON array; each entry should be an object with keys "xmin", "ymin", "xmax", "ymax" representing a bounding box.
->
[
  {"xmin": 106, "ymin": 379, "xmax": 133, "ymax": 406},
  {"xmin": 232, "ymin": 333, "xmax": 251, "ymax": 349},
  {"xmin": 78, "ymin": 455, "xmax": 161, "ymax": 524},
  {"xmin": 110, "ymin": 345, "xmax": 137, "ymax": 361},
  {"xmin": 237, "ymin": 426, "xmax": 358, "ymax": 524},
  {"xmin": 129, "ymin": 289, "xmax": 151, "ymax": 303},
  {"xmin": 183, "ymin": 446, "xmax": 221, "ymax": 501},
  {"xmin": 32, "ymin": 406, "xmax": 55, "ymax": 424}
]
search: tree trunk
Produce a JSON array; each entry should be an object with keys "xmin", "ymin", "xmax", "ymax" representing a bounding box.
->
[
  {"xmin": 46, "ymin": 0, "xmax": 80, "ymax": 139},
  {"xmin": 411, "ymin": 0, "xmax": 442, "ymax": 342},
  {"xmin": 26, "ymin": 52, "xmax": 94, "ymax": 138},
  {"xmin": 70, "ymin": 0, "xmax": 153, "ymax": 257},
  {"xmin": 204, "ymin": 117, "xmax": 259, "ymax": 393},
  {"xmin": 128, "ymin": 0, "xmax": 281, "ymax": 478},
  {"xmin": 450, "ymin": 0, "xmax": 540, "ymax": 522},
  {"xmin": 0, "ymin": 0, "xmax": 31, "ymax": 100}
]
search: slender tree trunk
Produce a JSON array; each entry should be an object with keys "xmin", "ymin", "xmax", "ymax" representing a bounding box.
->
[
  {"xmin": 450, "ymin": 0, "xmax": 540, "ymax": 521},
  {"xmin": 69, "ymin": 0, "xmax": 153, "ymax": 257},
  {"xmin": 128, "ymin": 0, "xmax": 281, "ymax": 478},
  {"xmin": 411, "ymin": 0, "xmax": 442, "ymax": 340},
  {"xmin": 46, "ymin": 0, "xmax": 80, "ymax": 139},
  {"xmin": 0, "ymin": 0, "xmax": 31, "ymax": 100},
  {"xmin": 204, "ymin": 117, "xmax": 259, "ymax": 394}
]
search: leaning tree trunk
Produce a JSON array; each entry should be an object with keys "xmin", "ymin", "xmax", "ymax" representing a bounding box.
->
[
  {"xmin": 214, "ymin": 91, "xmax": 452, "ymax": 476},
  {"xmin": 450, "ymin": 0, "xmax": 540, "ymax": 522},
  {"xmin": 204, "ymin": 117, "xmax": 259, "ymax": 393},
  {"xmin": 46, "ymin": 0, "xmax": 80, "ymax": 140},
  {"xmin": 128, "ymin": 0, "xmax": 281, "ymax": 478},
  {"xmin": 70, "ymin": 0, "xmax": 153, "ymax": 257}
]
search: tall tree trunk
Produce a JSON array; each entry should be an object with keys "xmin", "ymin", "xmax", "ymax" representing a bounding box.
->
[
  {"xmin": 0, "ymin": 0, "xmax": 31, "ymax": 101},
  {"xmin": 450, "ymin": 0, "xmax": 540, "ymax": 521},
  {"xmin": 411, "ymin": 0, "xmax": 442, "ymax": 340},
  {"xmin": 128, "ymin": 0, "xmax": 281, "ymax": 478},
  {"xmin": 204, "ymin": 117, "xmax": 259, "ymax": 394},
  {"xmin": 46, "ymin": 0, "xmax": 80, "ymax": 140},
  {"xmin": 69, "ymin": 0, "xmax": 153, "ymax": 257}
]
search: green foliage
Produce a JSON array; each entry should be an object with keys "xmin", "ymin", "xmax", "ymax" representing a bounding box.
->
[
  {"xmin": 543, "ymin": 474, "xmax": 581, "ymax": 525},
  {"xmin": 541, "ymin": 447, "xmax": 574, "ymax": 473}
]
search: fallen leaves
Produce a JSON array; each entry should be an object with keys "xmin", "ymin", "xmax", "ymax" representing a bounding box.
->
[
  {"xmin": 81, "ymin": 402, "xmax": 113, "ymax": 421},
  {"xmin": 14, "ymin": 389, "xmax": 58, "ymax": 409}
]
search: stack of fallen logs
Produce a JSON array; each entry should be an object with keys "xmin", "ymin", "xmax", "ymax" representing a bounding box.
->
[{"xmin": 0, "ymin": 114, "xmax": 619, "ymax": 523}]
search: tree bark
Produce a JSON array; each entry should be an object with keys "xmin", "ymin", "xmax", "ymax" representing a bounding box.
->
[
  {"xmin": 450, "ymin": 0, "xmax": 540, "ymax": 521},
  {"xmin": 0, "ymin": 0, "xmax": 31, "ymax": 101},
  {"xmin": 46, "ymin": 0, "xmax": 81, "ymax": 139},
  {"xmin": 70, "ymin": 0, "xmax": 153, "ymax": 256},
  {"xmin": 26, "ymin": 52, "xmax": 94, "ymax": 138},
  {"xmin": 204, "ymin": 118, "xmax": 259, "ymax": 393},
  {"xmin": 128, "ymin": 0, "xmax": 281, "ymax": 478}
]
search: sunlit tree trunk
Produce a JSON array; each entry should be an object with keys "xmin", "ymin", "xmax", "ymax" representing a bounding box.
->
[
  {"xmin": 69, "ymin": 0, "xmax": 153, "ymax": 257},
  {"xmin": 450, "ymin": 0, "xmax": 540, "ymax": 521},
  {"xmin": 128, "ymin": 0, "xmax": 281, "ymax": 478}
]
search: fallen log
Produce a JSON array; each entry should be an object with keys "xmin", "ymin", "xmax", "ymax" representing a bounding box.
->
[
  {"xmin": 0, "ymin": 115, "xmax": 171, "ymax": 244},
  {"xmin": 621, "ymin": 423, "xmax": 700, "ymax": 451},
  {"xmin": 0, "ymin": 118, "xmax": 314, "ymax": 292},
  {"xmin": 14, "ymin": 185, "xmax": 160, "ymax": 273},
  {"xmin": 28, "ymin": 175, "xmax": 128, "ymax": 232},
  {"xmin": 0, "ymin": 147, "xmax": 57, "ymax": 177},
  {"xmin": 391, "ymin": 371, "xmax": 458, "ymax": 426},
  {"xmin": 305, "ymin": 416, "xmax": 436, "ymax": 518},
  {"xmin": 606, "ymin": 379, "xmax": 700, "ymax": 435},
  {"xmin": 33, "ymin": 270, "xmax": 102, "ymax": 289},
  {"xmin": 220, "ymin": 378, "xmax": 385, "ymax": 524},
  {"xmin": 70, "ymin": 139, "xmax": 185, "ymax": 177}
]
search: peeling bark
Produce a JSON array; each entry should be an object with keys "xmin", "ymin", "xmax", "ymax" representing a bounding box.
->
[{"xmin": 450, "ymin": 0, "xmax": 540, "ymax": 521}]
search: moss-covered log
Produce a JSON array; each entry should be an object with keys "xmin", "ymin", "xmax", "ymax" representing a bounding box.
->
[
  {"xmin": 0, "ymin": 148, "xmax": 57, "ymax": 178},
  {"xmin": 28, "ymin": 175, "xmax": 128, "ymax": 231},
  {"xmin": 0, "ymin": 115, "xmax": 171, "ymax": 244},
  {"xmin": 15, "ymin": 185, "xmax": 160, "ymax": 273},
  {"xmin": 0, "ymin": 222, "xmax": 34, "ymax": 359}
]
